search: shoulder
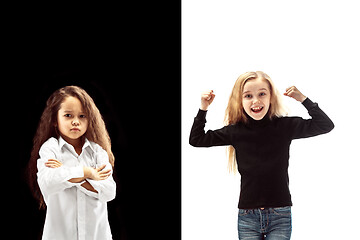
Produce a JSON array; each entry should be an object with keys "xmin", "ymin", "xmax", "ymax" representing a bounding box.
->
[
  {"xmin": 38, "ymin": 137, "xmax": 60, "ymax": 157},
  {"xmin": 87, "ymin": 141, "xmax": 110, "ymax": 163},
  {"xmin": 88, "ymin": 140, "xmax": 107, "ymax": 154},
  {"xmin": 40, "ymin": 137, "xmax": 59, "ymax": 150},
  {"xmin": 222, "ymin": 123, "xmax": 241, "ymax": 132},
  {"xmin": 274, "ymin": 116, "xmax": 306, "ymax": 129}
]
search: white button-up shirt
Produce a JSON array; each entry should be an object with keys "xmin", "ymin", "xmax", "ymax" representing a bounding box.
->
[{"xmin": 37, "ymin": 137, "xmax": 116, "ymax": 240}]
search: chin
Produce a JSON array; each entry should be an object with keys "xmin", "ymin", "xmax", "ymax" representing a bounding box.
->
[
  {"xmin": 246, "ymin": 108, "xmax": 268, "ymax": 121},
  {"xmin": 251, "ymin": 115, "xmax": 266, "ymax": 121}
]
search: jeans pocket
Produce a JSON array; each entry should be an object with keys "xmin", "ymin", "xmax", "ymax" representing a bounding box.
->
[
  {"xmin": 272, "ymin": 206, "xmax": 291, "ymax": 216},
  {"xmin": 238, "ymin": 209, "xmax": 250, "ymax": 216}
]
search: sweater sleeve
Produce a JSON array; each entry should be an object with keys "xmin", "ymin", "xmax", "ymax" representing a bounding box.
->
[
  {"xmin": 189, "ymin": 109, "xmax": 232, "ymax": 147},
  {"xmin": 290, "ymin": 98, "xmax": 335, "ymax": 139}
]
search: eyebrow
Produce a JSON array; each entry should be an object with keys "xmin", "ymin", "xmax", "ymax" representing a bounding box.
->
[
  {"xmin": 63, "ymin": 110, "xmax": 85, "ymax": 114},
  {"xmin": 243, "ymin": 88, "xmax": 268, "ymax": 94}
]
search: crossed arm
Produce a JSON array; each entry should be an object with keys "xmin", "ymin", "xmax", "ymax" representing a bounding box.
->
[{"xmin": 45, "ymin": 159, "xmax": 111, "ymax": 193}]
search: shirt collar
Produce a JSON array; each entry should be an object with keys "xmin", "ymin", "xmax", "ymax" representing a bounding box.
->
[
  {"xmin": 58, "ymin": 136, "xmax": 95, "ymax": 153},
  {"xmin": 82, "ymin": 138, "xmax": 95, "ymax": 152}
]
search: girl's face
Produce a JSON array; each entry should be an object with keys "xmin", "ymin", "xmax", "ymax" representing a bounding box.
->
[
  {"xmin": 242, "ymin": 78, "xmax": 271, "ymax": 120},
  {"xmin": 57, "ymin": 96, "xmax": 88, "ymax": 145}
]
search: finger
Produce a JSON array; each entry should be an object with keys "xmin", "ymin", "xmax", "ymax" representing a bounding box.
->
[
  {"xmin": 45, "ymin": 162, "xmax": 61, "ymax": 168},
  {"xmin": 284, "ymin": 90, "xmax": 294, "ymax": 97},
  {"xmin": 46, "ymin": 159, "xmax": 61, "ymax": 164},
  {"xmin": 99, "ymin": 169, "xmax": 111, "ymax": 176},
  {"xmin": 101, "ymin": 172, "xmax": 111, "ymax": 180},
  {"xmin": 285, "ymin": 86, "xmax": 294, "ymax": 93},
  {"xmin": 100, "ymin": 169, "xmax": 111, "ymax": 175},
  {"xmin": 96, "ymin": 164, "xmax": 107, "ymax": 171},
  {"xmin": 286, "ymin": 86, "xmax": 295, "ymax": 91},
  {"xmin": 204, "ymin": 92, "xmax": 215, "ymax": 101},
  {"xmin": 99, "ymin": 173, "xmax": 111, "ymax": 180},
  {"xmin": 201, "ymin": 93, "xmax": 212, "ymax": 99},
  {"xmin": 45, "ymin": 162, "xmax": 53, "ymax": 167},
  {"xmin": 46, "ymin": 159, "xmax": 57, "ymax": 163},
  {"xmin": 284, "ymin": 87, "xmax": 294, "ymax": 96},
  {"xmin": 45, "ymin": 160, "xmax": 56, "ymax": 166},
  {"xmin": 202, "ymin": 90, "xmax": 214, "ymax": 96}
]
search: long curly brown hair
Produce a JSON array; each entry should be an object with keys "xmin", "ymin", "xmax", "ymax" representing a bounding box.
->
[{"xmin": 27, "ymin": 85, "xmax": 114, "ymax": 209}]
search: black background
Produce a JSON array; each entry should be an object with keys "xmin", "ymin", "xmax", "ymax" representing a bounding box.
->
[{"xmin": 6, "ymin": 3, "xmax": 180, "ymax": 240}]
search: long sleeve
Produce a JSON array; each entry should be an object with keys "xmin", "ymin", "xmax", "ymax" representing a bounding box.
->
[
  {"xmin": 85, "ymin": 146, "xmax": 116, "ymax": 202},
  {"xmin": 189, "ymin": 109, "xmax": 232, "ymax": 147},
  {"xmin": 37, "ymin": 138, "xmax": 85, "ymax": 200},
  {"xmin": 289, "ymin": 98, "xmax": 335, "ymax": 139},
  {"xmin": 38, "ymin": 137, "xmax": 115, "ymax": 239}
]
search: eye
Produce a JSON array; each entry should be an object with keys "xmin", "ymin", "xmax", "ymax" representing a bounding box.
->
[
  {"xmin": 64, "ymin": 114, "xmax": 72, "ymax": 117},
  {"xmin": 244, "ymin": 94, "xmax": 252, "ymax": 99},
  {"xmin": 259, "ymin": 92, "xmax": 266, "ymax": 97},
  {"xmin": 80, "ymin": 114, "xmax": 86, "ymax": 118}
]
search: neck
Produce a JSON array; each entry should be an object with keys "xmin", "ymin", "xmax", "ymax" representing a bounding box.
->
[{"xmin": 61, "ymin": 134, "xmax": 84, "ymax": 149}]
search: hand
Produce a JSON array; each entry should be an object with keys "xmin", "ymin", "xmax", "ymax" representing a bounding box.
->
[
  {"xmin": 45, "ymin": 159, "xmax": 63, "ymax": 168},
  {"xmin": 284, "ymin": 86, "xmax": 307, "ymax": 103},
  {"xmin": 84, "ymin": 164, "xmax": 111, "ymax": 181},
  {"xmin": 200, "ymin": 90, "xmax": 216, "ymax": 110}
]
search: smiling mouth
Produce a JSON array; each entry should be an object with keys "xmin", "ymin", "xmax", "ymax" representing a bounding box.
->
[{"xmin": 251, "ymin": 106, "xmax": 264, "ymax": 113}]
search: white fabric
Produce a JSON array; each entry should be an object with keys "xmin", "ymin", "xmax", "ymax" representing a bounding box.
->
[{"xmin": 37, "ymin": 136, "xmax": 116, "ymax": 240}]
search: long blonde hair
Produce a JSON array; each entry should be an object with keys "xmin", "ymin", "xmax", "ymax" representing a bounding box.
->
[
  {"xmin": 224, "ymin": 71, "xmax": 287, "ymax": 174},
  {"xmin": 28, "ymin": 85, "xmax": 114, "ymax": 209}
]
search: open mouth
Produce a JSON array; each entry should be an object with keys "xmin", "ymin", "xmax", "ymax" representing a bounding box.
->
[{"xmin": 251, "ymin": 106, "xmax": 264, "ymax": 113}]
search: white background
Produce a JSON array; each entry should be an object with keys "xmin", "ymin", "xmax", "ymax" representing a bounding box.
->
[{"xmin": 182, "ymin": 1, "xmax": 360, "ymax": 239}]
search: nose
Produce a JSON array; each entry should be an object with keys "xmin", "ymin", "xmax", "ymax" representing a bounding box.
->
[
  {"xmin": 72, "ymin": 118, "xmax": 80, "ymax": 126},
  {"xmin": 253, "ymin": 97, "xmax": 261, "ymax": 105}
]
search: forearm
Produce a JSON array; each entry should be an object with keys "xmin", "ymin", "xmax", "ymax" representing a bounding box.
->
[
  {"xmin": 81, "ymin": 180, "xmax": 98, "ymax": 193},
  {"xmin": 302, "ymin": 98, "xmax": 335, "ymax": 133},
  {"xmin": 189, "ymin": 109, "xmax": 232, "ymax": 147},
  {"xmin": 37, "ymin": 164, "xmax": 85, "ymax": 198},
  {"xmin": 68, "ymin": 177, "xmax": 86, "ymax": 183},
  {"xmin": 67, "ymin": 167, "xmax": 91, "ymax": 183}
]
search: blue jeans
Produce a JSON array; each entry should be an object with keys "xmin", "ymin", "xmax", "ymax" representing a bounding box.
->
[{"xmin": 238, "ymin": 207, "xmax": 292, "ymax": 240}]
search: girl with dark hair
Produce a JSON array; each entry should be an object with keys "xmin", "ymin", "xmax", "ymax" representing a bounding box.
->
[{"xmin": 28, "ymin": 85, "xmax": 116, "ymax": 240}]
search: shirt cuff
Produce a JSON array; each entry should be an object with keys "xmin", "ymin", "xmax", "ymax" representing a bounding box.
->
[
  {"xmin": 302, "ymin": 97, "xmax": 316, "ymax": 111},
  {"xmin": 195, "ymin": 109, "xmax": 208, "ymax": 120},
  {"xmin": 65, "ymin": 166, "xmax": 85, "ymax": 186},
  {"xmin": 77, "ymin": 183, "xmax": 99, "ymax": 198},
  {"xmin": 69, "ymin": 166, "xmax": 85, "ymax": 178}
]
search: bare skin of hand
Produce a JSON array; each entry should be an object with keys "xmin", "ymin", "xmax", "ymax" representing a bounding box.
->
[
  {"xmin": 284, "ymin": 86, "xmax": 307, "ymax": 103},
  {"xmin": 200, "ymin": 90, "xmax": 216, "ymax": 110},
  {"xmin": 45, "ymin": 159, "xmax": 63, "ymax": 168},
  {"xmin": 84, "ymin": 164, "xmax": 111, "ymax": 181}
]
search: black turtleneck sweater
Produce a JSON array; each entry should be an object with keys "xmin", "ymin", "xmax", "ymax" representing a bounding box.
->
[{"xmin": 189, "ymin": 98, "xmax": 334, "ymax": 209}]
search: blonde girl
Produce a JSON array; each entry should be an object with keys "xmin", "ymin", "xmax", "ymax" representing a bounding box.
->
[
  {"xmin": 28, "ymin": 85, "xmax": 116, "ymax": 240},
  {"xmin": 189, "ymin": 71, "xmax": 334, "ymax": 240}
]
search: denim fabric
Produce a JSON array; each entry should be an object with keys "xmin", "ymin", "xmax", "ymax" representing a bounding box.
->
[{"xmin": 238, "ymin": 207, "xmax": 292, "ymax": 240}]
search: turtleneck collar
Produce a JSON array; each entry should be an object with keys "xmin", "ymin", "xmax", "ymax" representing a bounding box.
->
[{"xmin": 244, "ymin": 111, "xmax": 272, "ymax": 128}]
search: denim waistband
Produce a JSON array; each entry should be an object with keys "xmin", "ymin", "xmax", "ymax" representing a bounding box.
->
[{"xmin": 239, "ymin": 206, "xmax": 291, "ymax": 215}]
